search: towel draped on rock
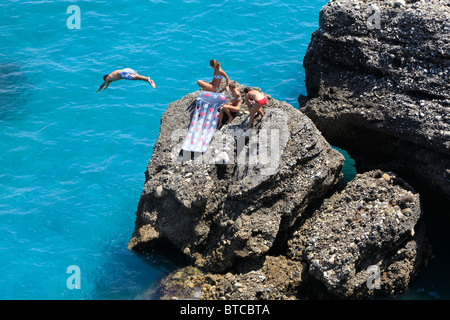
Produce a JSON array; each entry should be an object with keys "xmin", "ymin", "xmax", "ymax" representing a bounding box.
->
[{"xmin": 182, "ymin": 91, "xmax": 227, "ymax": 153}]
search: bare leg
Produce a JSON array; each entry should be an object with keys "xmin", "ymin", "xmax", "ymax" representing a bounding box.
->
[
  {"xmin": 224, "ymin": 105, "xmax": 241, "ymax": 124},
  {"xmin": 224, "ymin": 108, "xmax": 233, "ymax": 124},
  {"xmin": 244, "ymin": 112, "xmax": 255, "ymax": 132},
  {"xmin": 244, "ymin": 103, "xmax": 262, "ymax": 131},
  {"xmin": 197, "ymin": 80, "xmax": 217, "ymax": 92},
  {"xmin": 255, "ymin": 108, "xmax": 265, "ymax": 119},
  {"xmin": 218, "ymin": 107, "xmax": 225, "ymax": 129},
  {"xmin": 148, "ymin": 77, "xmax": 156, "ymax": 88},
  {"xmin": 131, "ymin": 74, "xmax": 156, "ymax": 88}
]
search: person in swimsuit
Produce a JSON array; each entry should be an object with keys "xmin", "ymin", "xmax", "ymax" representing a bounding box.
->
[
  {"xmin": 96, "ymin": 68, "xmax": 156, "ymax": 93},
  {"xmin": 217, "ymin": 81, "xmax": 242, "ymax": 129},
  {"xmin": 197, "ymin": 60, "xmax": 229, "ymax": 93},
  {"xmin": 243, "ymin": 87, "xmax": 267, "ymax": 131}
]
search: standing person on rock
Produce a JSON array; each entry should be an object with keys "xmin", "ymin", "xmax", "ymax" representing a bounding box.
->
[{"xmin": 243, "ymin": 87, "xmax": 267, "ymax": 131}]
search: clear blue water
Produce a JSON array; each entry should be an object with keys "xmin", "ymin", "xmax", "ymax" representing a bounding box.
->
[{"xmin": 0, "ymin": 0, "xmax": 447, "ymax": 300}]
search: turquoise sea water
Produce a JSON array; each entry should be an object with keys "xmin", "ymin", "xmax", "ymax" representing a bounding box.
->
[{"xmin": 0, "ymin": 0, "xmax": 448, "ymax": 300}]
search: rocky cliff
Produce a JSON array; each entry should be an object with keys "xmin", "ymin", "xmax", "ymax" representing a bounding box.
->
[
  {"xmin": 129, "ymin": 80, "xmax": 430, "ymax": 299},
  {"xmin": 299, "ymin": 0, "xmax": 450, "ymax": 199},
  {"xmin": 288, "ymin": 170, "xmax": 429, "ymax": 298},
  {"xmin": 155, "ymin": 170, "xmax": 430, "ymax": 300}
]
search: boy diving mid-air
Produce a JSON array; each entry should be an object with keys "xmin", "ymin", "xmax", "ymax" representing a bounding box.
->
[{"xmin": 97, "ymin": 68, "xmax": 156, "ymax": 92}]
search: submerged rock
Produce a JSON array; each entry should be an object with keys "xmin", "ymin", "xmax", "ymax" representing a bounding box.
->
[
  {"xmin": 128, "ymin": 81, "xmax": 344, "ymax": 272},
  {"xmin": 300, "ymin": 0, "xmax": 450, "ymax": 199}
]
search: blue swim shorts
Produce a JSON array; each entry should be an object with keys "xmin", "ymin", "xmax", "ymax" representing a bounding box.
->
[{"xmin": 120, "ymin": 68, "xmax": 137, "ymax": 80}]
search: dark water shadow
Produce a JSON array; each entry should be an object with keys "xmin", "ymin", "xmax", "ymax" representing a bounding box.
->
[
  {"xmin": 130, "ymin": 239, "xmax": 192, "ymax": 300},
  {"xmin": 0, "ymin": 61, "xmax": 31, "ymax": 120},
  {"xmin": 395, "ymin": 194, "xmax": 450, "ymax": 300}
]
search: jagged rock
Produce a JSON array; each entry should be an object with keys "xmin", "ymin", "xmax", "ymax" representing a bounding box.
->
[
  {"xmin": 288, "ymin": 170, "xmax": 431, "ymax": 298},
  {"xmin": 128, "ymin": 81, "xmax": 344, "ymax": 272},
  {"xmin": 299, "ymin": 0, "xmax": 450, "ymax": 199},
  {"xmin": 159, "ymin": 256, "xmax": 306, "ymax": 300}
]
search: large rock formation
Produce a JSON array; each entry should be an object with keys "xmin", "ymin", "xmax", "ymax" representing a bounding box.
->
[
  {"xmin": 288, "ymin": 170, "xmax": 430, "ymax": 298},
  {"xmin": 128, "ymin": 0, "xmax": 446, "ymax": 299},
  {"xmin": 299, "ymin": 0, "xmax": 450, "ymax": 199},
  {"xmin": 156, "ymin": 170, "xmax": 430, "ymax": 300},
  {"xmin": 129, "ymin": 80, "xmax": 431, "ymax": 299},
  {"xmin": 128, "ymin": 81, "xmax": 345, "ymax": 272}
]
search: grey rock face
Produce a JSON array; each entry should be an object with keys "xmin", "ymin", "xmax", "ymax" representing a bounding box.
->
[
  {"xmin": 129, "ymin": 82, "xmax": 430, "ymax": 299},
  {"xmin": 128, "ymin": 82, "xmax": 344, "ymax": 272},
  {"xmin": 288, "ymin": 170, "xmax": 431, "ymax": 298},
  {"xmin": 300, "ymin": 0, "xmax": 450, "ymax": 199}
]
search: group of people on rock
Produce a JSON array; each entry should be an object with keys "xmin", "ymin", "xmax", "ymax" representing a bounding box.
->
[
  {"xmin": 97, "ymin": 59, "xmax": 267, "ymax": 131},
  {"xmin": 197, "ymin": 60, "xmax": 267, "ymax": 131}
]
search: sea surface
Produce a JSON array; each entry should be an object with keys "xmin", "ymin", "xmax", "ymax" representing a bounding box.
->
[{"xmin": 0, "ymin": 0, "xmax": 448, "ymax": 300}]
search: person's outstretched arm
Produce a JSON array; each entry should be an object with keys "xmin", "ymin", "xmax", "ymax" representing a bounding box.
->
[
  {"xmin": 96, "ymin": 81, "xmax": 107, "ymax": 93},
  {"xmin": 223, "ymin": 72, "xmax": 230, "ymax": 91},
  {"xmin": 244, "ymin": 93, "xmax": 251, "ymax": 111}
]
